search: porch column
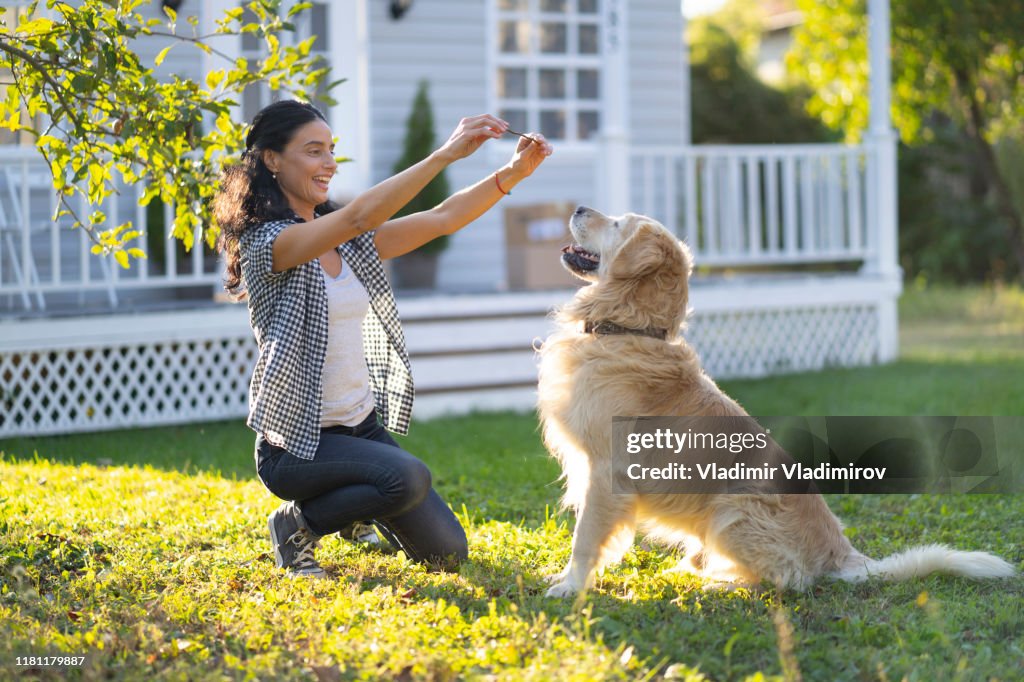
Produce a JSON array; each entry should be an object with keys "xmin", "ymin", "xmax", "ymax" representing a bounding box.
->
[
  {"xmin": 866, "ymin": 0, "xmax": 901, "ymax": 361},
  {"xmin": 597, "ymin": 0, "xmax": 630, "ymax": 216},
  {"xmin": 328, "ymin": 0, "xmax": 372, "ymax": 203}
]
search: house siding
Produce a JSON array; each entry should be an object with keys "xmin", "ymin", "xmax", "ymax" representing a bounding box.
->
[
  {"xmin": 367, "ymin": 0, "xmax": 688, "ymax": 292},
  {"xmin": 629, "ymin": 2, "xmax": 688, "ymax": 146},
  {"xmin": 367, "ymin": 1, "xmax": 491, "ymax": 185},
  {"xmin": 367, "ymin": 1, "xmax": 497, "ymax": 290}
]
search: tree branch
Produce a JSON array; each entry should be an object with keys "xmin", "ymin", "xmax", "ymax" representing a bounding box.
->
[
  {"xmin": 0, "ymin": 39, "xmax": 87, "ymax": 133},
  {"xmin": 145, "ymin": 31, "xmax": 238, "ymax": 64}
]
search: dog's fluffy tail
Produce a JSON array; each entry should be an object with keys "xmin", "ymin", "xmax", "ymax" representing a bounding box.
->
[{"xmin": 832, "ymin": 544, "xmax": 1016, "ymax": 583}]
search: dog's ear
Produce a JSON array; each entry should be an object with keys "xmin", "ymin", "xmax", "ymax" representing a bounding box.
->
[
  {"xmin": 677, "ymin": 238, "xmax": 694, "ymax": 277},
  {"xmin": 610, "ymin": 222, "xmax": 682, "ymax": 280}
]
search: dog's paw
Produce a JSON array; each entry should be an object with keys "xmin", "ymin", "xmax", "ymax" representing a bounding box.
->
[
  {"xmin": 545, "ymin": 581, "xmax": 580, "ymax": 598},
  {"xmin": 544, "ymin": 569, "xmax": 570, "ymax": 585},
  {"xmin": 700, "ymin": 580, "xmax": 755, "ymax": 593}
]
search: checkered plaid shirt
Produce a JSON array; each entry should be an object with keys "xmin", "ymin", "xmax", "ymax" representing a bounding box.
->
[{"xmin": 239, "ymin": 217, "xmax": 414, "ymax": 460}]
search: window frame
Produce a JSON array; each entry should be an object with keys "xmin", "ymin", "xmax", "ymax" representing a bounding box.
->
[{"xmin": 490, "ymin": 0, "xmax": 604, "ymax": 150}]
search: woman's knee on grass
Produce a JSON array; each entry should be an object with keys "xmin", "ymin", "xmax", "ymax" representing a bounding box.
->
[{"xmin": 383, "ymin": 454, "xmax": 433, "ymax": 515}]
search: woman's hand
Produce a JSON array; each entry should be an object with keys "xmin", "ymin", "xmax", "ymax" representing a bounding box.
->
[
  {"xmin": 506, "ymin": 132, "xmax": 553, "ymax": 181},
  {"xmin": 435, "ymin": 114, "xmax": 508, "ymax": 163}
]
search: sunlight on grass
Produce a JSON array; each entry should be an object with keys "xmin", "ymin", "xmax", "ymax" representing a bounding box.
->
[
  {"xmin": 2, "ymin": 459, "xmax": 1020, "ymax": 679},
  {"xmin": 2, "ymin": 285, "xmax": 1023, "ymax": 679}
]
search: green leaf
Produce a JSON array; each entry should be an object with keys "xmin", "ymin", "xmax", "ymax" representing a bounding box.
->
[
  {"xmin": 205, "ymin": 70, "xmax": 225, "ymax": 90},
  {"xmin": 287, "ymin": 2, "xmax": 313, "ymax": 19},
  {"xmin": 71, "ymin": 73, "xmax": 93, "ymax": 91},
  {"xmin": 17, "ymin": 17, "xmax": 57, "ymax": 34},
  {"xmin": 154, "ymin": 44, "xmax": 173, "ymax": 66}
]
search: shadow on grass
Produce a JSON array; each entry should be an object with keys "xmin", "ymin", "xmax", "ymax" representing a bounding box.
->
[
  {"xmin": 5, "ymin": 344, "xmax": 1023, "ymax": 680},
  {"xmin": 4, "ymin": 457, "xmax": 1022, "ymax": 681},
  {"xmin": 0, "ymin": 410, "xmax": 549, "ymax": 487},
  {"xmin": 329, "ymin": 544, "xmax": 767, "ymax": 678},
  {"xmin": 426, "ymin": 547, "xmax": 836, "ymax": 679},
  {"xmin": 0, "ymin": 419, "xmax": 258, "ymax": 479},
  {"xmin": 3, "ymin": 355, "xmax": 1022, "ymax": 482}
]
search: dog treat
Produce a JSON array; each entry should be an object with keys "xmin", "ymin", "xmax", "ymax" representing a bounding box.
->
[{"xmin": 505, "ymin": 128, "xmax": 538, "ymax": 145}]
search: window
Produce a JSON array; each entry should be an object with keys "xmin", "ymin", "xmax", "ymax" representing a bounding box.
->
[
  {"xmin": 240, "ymin": 2, "xmax": 331, "ymax": 123},
  {"xmin": 495, "ymin": 0, "xmax": 601, "ymax": 142},
  {"xmin": 0, "ymin": 4, "xmax": 45, "ymax": 145}
]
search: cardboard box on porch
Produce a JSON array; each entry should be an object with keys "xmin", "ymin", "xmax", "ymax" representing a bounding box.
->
[{"xmin": 504, "ymin": 202, "xmax": 580, "ymax": 290}]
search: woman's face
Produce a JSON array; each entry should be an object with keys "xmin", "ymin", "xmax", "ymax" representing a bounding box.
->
[{"xmin": 264, "ymin": 118, "xmax": 337, "ymax": 218}]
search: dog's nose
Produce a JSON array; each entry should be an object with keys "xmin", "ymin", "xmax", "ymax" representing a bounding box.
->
[{"xmin": 574, "ymin": 206, "xmax": 590, "ymax": 217}]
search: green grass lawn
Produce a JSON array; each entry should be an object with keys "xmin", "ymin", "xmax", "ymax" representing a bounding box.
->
[{"xmin": 1, "ymin": 285, "xmax": 1022, "ymax": 680}]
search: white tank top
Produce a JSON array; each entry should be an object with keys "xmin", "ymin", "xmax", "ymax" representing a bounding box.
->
[{"xmin": 320, "ymin": 257, "xmax": 376, "ymax": 427}]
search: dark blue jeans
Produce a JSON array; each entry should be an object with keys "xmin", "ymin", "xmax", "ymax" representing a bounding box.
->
[{"xmin": 255, "ymin": 413, "xmax": 468, "ymax": 568}]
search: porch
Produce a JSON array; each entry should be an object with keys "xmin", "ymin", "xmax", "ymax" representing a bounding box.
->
[{"xmin": 0, "ymin": 138, "xmax": 900, "ymax": 439}]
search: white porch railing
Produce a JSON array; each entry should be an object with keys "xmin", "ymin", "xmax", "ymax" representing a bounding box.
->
[
  {"xmin": 630, "ymin": 143, "xmax": 876, "ymax": 269},
  {"xmin": 0, "ymin": 146, "xmax": 222, "ymax": 313},
  {"xmin": 2, "ymin": 141, "xmax": 889, "ymax": 314}
]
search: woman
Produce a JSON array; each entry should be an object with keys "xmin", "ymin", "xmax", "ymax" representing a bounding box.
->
[{"xmin": 215, "ymin": 99, "xmax": 551, "ymax": 577}]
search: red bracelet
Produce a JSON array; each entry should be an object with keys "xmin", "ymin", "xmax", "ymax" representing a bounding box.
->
[{"xmin": 494, "ymin": 172, "xmax": 510, "ymax": 196}]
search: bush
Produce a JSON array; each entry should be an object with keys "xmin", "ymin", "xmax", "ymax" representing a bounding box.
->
[
  {"xmin": 899, "ymin": 119, "xmax": 1020, "ymax": 283},
  {"xmin": 689, "ymin": 21, "xmax": 836, "ymax": 145},
  {"xmin": 391, "ymin": 80, "xmax": 450, "ymax": 255}
]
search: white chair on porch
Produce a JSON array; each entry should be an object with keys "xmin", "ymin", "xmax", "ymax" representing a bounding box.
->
[
  {"xmin": 0, "ymin": 166, "xmax": 122, "ymax": 313},
  {"xmin": 0, "ymin": 166, "xmax": 46, "ymax": 310}
]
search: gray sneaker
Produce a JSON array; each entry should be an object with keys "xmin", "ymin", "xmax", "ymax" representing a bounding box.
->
[
  {"xmin": 268, "ymin": 501, "xmax": 327, "ymax": 579},
  {"xmin": 351, "ymin": 522, "xmax": 382, "ymax": 545},
  {"xmin": 339, "ymin": 521, "xmax": 382, "ymax": 546}
]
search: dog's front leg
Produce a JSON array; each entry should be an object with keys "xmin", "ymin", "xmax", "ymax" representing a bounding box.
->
[{"xmin": 546, "ymin": 495, "xmax": 636, "ymax": 598}]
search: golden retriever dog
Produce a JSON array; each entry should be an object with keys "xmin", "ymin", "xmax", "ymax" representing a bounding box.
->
[{"xmin": 538, "ymin": 206, "xmax": 1015, "ymax": 597}]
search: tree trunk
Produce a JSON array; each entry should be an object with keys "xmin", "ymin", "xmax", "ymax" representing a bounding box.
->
[{"xmin": 954, "ymin": 67, "xmax": 1024, "ymax": 277}]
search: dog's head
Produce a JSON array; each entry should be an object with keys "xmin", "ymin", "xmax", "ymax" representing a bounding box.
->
[{"xmin": 559, "ymin": 206, "xmax": 692, "ymax": 332}]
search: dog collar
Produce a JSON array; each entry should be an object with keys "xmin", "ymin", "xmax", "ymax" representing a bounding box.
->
[{"xmin": 584, "ymin": 320, "xmax": 669, "ymax": 340}]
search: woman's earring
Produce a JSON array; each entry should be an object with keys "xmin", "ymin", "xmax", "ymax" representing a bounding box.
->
[{"xmin": 272, "ymin": 173, "xmax": 278, "ymax": 180}]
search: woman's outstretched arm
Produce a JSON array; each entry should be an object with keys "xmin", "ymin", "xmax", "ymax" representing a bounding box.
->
[
  {"xmin": 374, "ymin": 133, "xmax": 553, "ymax": 260},
  {"xmin": 270, "ymin": 114, "xmax": 508, "ymax": 272}
]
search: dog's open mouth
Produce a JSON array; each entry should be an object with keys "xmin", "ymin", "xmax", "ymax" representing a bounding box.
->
[{"xmin": 561, "ymin": 243, "xmax": 600, "ymax": 274}]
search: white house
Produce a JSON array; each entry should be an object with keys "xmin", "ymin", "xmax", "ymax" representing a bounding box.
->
[{"xmin": 0, "ymin": 0, "xmax": 900, "ymax": 438}]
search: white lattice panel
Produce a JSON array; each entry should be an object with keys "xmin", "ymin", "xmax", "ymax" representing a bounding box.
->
[
  {"xmin": 686, "ymin": 304, "xmax": 879, "ymax": 379},
  {"xmin": 0, "ymin": 336, "xmax": 257, "ymax": 436},
  {"xmin": 0, "ymin": 277, "xmax": 897, "ymax": 437}
]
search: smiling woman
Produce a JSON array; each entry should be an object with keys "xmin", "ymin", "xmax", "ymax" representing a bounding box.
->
[
  {"xmin": 261, "ymin": 120, "xmax": 338, "ymax": 221},
  {"xmin": 212, "ymin": 99, "xmax": 552, "ymax": 580}
]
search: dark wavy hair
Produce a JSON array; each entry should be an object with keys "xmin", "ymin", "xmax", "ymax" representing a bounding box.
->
[{"xmin": 214, "ymin": 99, "xmax": 337, "ymax": 296}]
